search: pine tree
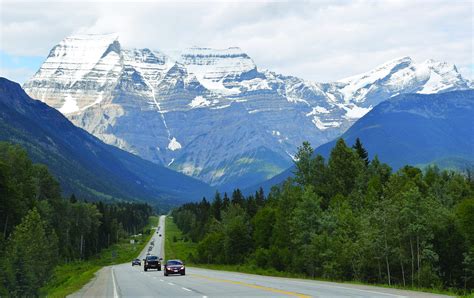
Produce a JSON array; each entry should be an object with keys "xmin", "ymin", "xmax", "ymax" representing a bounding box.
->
[
  {"xmin": 352, "ymin": 138, "xmax": 369, "ymax": 166},
  {"xmin": 211, "ymin": 191, "xmax": 223, "ymax": 221},
  {"xmin": 222, "ymin": 193, "xmax": 230, "ymax": 210},
  {"xmin": 231, "ymin": 189, "xmax": 245, "ymax": 207},
  {"xmin": 255, "ymin": 187, "xmax": 265, "ymax": 207}
]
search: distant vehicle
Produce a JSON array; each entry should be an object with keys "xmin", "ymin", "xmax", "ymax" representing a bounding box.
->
[
  {"xmin": 159, "ymin": 234, "xmax": 162, "ymax": 237},
  {"xmin": 132, "ymin": 258, "xmax": 141, "ymax": 266},
  {"xmin": 164, "ymin": 259, "xmax": 185, "ymax": 276},
  {"xmin": 144, "ymin": 255, "xmax": 161, "ymax": 271}
]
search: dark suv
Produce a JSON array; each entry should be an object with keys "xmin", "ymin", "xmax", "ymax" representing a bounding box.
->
[
  {"xmin": 164, "ymin": 259, "xmax": 185, "ymax": 276},
  {"xmin": 144, "ymin": 255, "xmax": 161, "ymax": 271}
]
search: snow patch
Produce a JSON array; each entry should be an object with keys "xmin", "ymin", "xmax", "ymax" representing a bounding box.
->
[
  {"xmin": 167, "ymin": 158, "xmax": 175, "ymax": 166},
  {"xmin": 240, "ymin": 78, "xmax": 271, "ymax": 91},
  {"xmin": 306, "ymin": 106, "xmax": 330, "ymax": 117},
  {"xmin": 287, "ymin": 96, "xmax": 310, "ymax": 105},
  {"xmin": 167, "ymin": 137, "xmax": 182, "ymax": 151},
  {"xmin": 210, "ymin": 104, "xmax": 231, "ymax": 110},
  {"xmin": 189, "ymin": 96, "xmax": 211, "ymax": 108},
  {"xmin": 418, "ymin": 71, "xmax": 445, "ymax": 94},
  {"xmin": 311, "ymin": 117, "xmax": 341, "ymax": 130},
  {"xmin": 340, "ymin": 104, "xmax": 372, "ymax": 119},
  {"xmin": 180, "ymin": 163, "xmax": 202, "ymax": 176},
  {"xmin": 59, "ymin": 95, "xmax": 79, "ymax": 114}
]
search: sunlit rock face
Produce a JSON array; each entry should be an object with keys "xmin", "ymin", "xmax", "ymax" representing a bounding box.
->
[{"xmin": 24, "ymin": 34, "xmax": 472, "ymax": 189}]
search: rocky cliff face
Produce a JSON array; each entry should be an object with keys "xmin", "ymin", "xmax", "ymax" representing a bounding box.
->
[{"xmin": 23, "ymin": 34, "xmax": 472, "ymax": 189}]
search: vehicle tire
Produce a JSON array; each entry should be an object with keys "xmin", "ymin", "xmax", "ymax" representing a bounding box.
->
[
  {"xmin": 164, "ymin": 272, "xmax": 168, "ymax": 276},
  {"xmin": 158, "ymin": 267, "xmax": 161, "ymax": 271},
  {"xmin": 181, "ymin": 272, "xmax": 185, "ymax": 276},
  {"xmin": 144, "ymin": 267, "xmax": 147, "ymax": 272}
]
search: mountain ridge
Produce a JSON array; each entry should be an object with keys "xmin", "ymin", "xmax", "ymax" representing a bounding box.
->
[{"xmin": 23, "ymin": 34, "xmax": 472, "ymax": 190}]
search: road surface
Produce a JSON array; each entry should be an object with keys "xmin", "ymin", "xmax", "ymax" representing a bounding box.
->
[{"xmin": 70, "ymin": 215, "xmax": 451, "ymax": 297}]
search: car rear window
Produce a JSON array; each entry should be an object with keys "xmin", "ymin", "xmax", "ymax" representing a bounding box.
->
[
  {"xmin": 147, "ymin": 256, "xmax": 158, "ymax": 260},
  {"xmin": 167, "ymin": 260, "xmax": 182, "ymax": 265}
]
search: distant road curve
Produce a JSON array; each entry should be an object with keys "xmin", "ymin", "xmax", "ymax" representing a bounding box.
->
[{"xmin": 70, "ymin": 215, "xmax": 451, "ymax": 297}]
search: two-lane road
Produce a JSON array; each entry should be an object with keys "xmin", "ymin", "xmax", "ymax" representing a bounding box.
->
[{"xmin": 71, "ymin": 215, "xmax": 451, "ymax": 297}]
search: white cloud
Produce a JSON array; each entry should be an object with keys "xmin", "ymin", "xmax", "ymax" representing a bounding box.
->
[{"xmin": 0, "ymin": 0, "xmax": 472, "ymax": 83}]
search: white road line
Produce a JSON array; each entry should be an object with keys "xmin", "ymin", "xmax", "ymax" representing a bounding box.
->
[
  {"xmin": 202, "ymin": 296, "xmax": 208, "ymax": 298},
  {"xmin": 182, "ymin": 287, "xmax": 192, "ymax": 292},
  {"xmin": 160, "ymin": 279, "xmax": 164, "ymax": 282},
  {"xmin": 168, "ymin": 282, "xmax": 175, "ymax": 286},
  {"xmin": 111, "ymin": 267, "xmax": 119, "ymax": 298}
]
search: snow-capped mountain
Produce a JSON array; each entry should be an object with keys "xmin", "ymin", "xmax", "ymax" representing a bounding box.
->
[{"xmin": 23, "ymin": 34, "xmax": 472, "ymax": 190}]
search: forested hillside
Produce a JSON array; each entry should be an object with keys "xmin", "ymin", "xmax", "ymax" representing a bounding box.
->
[
  {"xmin": 172, "ymin": 139, "xmax": 474, "ymax": 294},
  {"xmin": 0, "ymin": 142, "xmax": 154, "ymax": 295}
]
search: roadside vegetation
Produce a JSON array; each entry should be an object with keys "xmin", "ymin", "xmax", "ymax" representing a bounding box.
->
[
  {"xmin": 0, "ymin": 142, "xmax": 157, "ymax": 296},
  {"xmin": 171, "ymin": 138, "xmax": 474, "ymax": 296},
  {"xmin": 40, "ymin": 216, "xmax": 158, "ymax": 297},
  {"xmin": 164, "ymin": 216, "xmax": 197, "ymax": 261}
]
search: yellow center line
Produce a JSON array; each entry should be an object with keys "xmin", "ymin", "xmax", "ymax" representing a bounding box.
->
[{"xmin": 190, "ymin": 273, "xmax": 311, "ymax": 298}]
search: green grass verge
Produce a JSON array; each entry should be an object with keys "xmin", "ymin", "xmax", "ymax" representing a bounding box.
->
[
  {"xmin": 40, "ymin": 216, "xmax": 159, "ymax": 297},
  {"xmin": 164, "ymin": 216, "xmax": 197, "ymax": 262},
  {"xmin": 164, "ymin": 216, "xmax": 465, "ymax": 297}
]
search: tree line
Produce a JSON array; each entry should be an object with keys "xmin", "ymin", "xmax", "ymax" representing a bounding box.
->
[
  {"xmin": 0, "ymin": 142, "xmax": 154, "ymax": 295},
  {"xmin": 172, "ymin": 138, "xmax": 474, "ymax": 293}
]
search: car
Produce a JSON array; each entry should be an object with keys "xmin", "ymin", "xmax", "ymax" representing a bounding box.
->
[
  {"xmin": 132, "ymin": 258, "xmax": 141, "ymax": 266},
  {"xmin": 159, "ymin": 234, "xmax": 162, "ymax": 237},
  {"xmin": 164, "ymin": 259, "xmax": 185, "ymax": 276},
  {"xmin": 144, "ymin": 255, "xmax": 162, "ymax": 271}
]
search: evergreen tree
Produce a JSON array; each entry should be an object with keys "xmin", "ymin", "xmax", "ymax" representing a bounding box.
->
[
  {"xmin": 352, "ymin": 137, "xmax": 369, "ymax": 166},
  {"xmin": 255, "ymin": 187, "xmax": 265, "ymax": 207},
  {"xmin": 222, "ymin": 193, "xmax": 230, "ymax": 210},
  {"xmin": 211, "ymin": 191, "xmax": 223, "ymax": 221},
  {"xmin": 231, "ymin": 189, "xmax": 245, "ymax": 207}
]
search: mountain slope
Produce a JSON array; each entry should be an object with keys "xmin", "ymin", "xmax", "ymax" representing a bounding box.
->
[
  {"xmin": 246, "ymin": 90, "xmax": 474, "ymax": 194},
  {"xmin": 0, "ymin": 77, "xmax": 213, "ymax": 207},
  {"xmin": 316, "ymin": 90, "xmax": 474, "ymax": 168},
  {"xmin": 23, "ymin": 34, "xmax": 472, "ymax": 190}
]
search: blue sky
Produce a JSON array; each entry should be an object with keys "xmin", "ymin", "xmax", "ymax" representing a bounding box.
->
[
  {"xmin": 1, "ymin": 0, "xmax": 472, "ymax": 84},
  {"xmin": 0, "ymin": 51, "xmax": 44, "ymax": 82}
]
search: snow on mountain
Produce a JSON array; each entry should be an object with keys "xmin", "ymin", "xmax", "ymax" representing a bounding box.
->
[{"xmin": 23, "ymin": 34, "xmax": 473, "ymax": 190}]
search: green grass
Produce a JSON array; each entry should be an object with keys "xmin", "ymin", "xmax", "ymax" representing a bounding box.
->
[
  {"xmin": 164, "ymin": 216, "xmax": 197, "ymax": 262},
  {"xmin": 40, "ymin": 216, "xmax": 159, "ymax": 297},
  {"xmin": 164, "ymin": 216, "xmax": 466, "ymax": 297}
]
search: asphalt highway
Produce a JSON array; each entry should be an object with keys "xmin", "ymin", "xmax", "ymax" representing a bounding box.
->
[{"xmin": 70, "ymin": 215, "xmax": 451, "ymax": 297}]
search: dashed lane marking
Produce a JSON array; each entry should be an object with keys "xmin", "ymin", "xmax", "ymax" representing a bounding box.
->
[{"xmin": 182, "ymin": 287, "xmax": 192, "ymax": 292}]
